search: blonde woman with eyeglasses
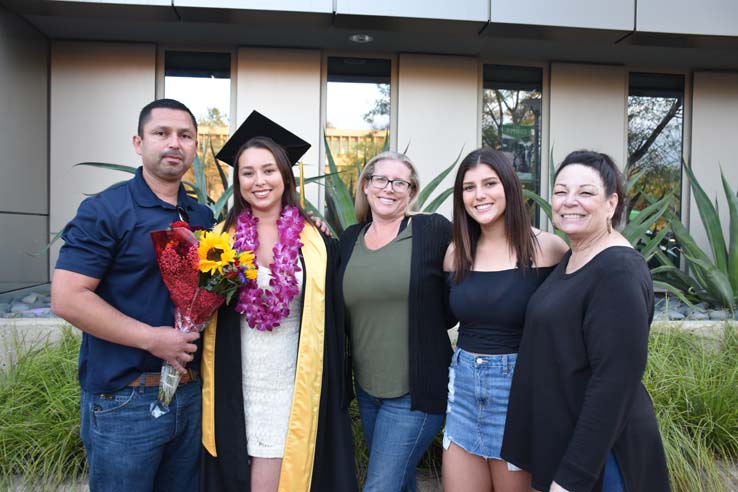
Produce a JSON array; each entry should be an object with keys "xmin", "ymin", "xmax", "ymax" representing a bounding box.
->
[{"xmin": 336, "ymin": 151, "xmax": 455, "ymax": 492}]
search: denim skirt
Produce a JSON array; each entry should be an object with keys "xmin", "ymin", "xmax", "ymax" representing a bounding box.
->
[{"xmin": 442, "ymin": 347, "xmax": 517, "ymax": 460}]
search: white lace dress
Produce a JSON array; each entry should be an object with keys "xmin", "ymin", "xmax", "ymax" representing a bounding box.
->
[{"xmin": 240, "ymin": 264, "xmax": 303, "ymax": 458}]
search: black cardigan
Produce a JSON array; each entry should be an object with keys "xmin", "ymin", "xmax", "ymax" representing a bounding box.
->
[
  {"xmin": 502, "ymin": 247, "xmax": 670, "ymax": 492},
  {"xmin": 336, "ymin": 213, "xmax": 454, "ymax": 415}
]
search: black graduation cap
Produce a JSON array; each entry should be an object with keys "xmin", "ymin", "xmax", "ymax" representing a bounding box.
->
[{"xmin": 215, "ymin": 110, "xmax": 311, "ymax": 166}]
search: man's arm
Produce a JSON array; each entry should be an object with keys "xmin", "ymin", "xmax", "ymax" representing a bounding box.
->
[{"xmin": 51, "ymin": 268, "xmax": 198, "ymax": 374}]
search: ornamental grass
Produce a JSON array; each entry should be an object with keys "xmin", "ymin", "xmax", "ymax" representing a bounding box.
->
[
  {"xmin": 0, "ymin": 326, "xmax": 85, "ymax": 490},
  {"xmin": 644, "ymin": 324, "xmax": 738, "ymax": 491},
  {"xmin": 2, "ymin": 324, "xmax": 737, "ymax": 491}
]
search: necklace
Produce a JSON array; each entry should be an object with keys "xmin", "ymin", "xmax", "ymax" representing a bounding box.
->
[{"xmin": 233, "ymin": 206, "xmax": 304, "ymax": 331}]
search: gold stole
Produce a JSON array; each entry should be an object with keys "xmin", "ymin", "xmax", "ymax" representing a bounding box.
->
[{"xmin": 201, "ymin": 221, "xmax": 327, "ymax": 492}]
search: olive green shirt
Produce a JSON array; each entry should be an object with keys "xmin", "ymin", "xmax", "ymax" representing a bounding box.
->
[{"xmin": 343, "ymin": 222, "xmax": 412, "ymax": 398}]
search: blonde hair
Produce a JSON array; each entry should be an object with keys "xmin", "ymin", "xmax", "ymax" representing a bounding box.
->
[{"xmin": 354, "ymin": 151, "xmax": 421, "ymax": 223}]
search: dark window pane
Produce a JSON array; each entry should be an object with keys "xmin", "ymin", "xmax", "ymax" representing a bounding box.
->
[
  {"xmin": 325, "ymin": 57, "xmax": 391, "ymax": 233},
  {"xmin": 627, "ymin": 72, "xmax": 684, "ymax": 266},
  {"xmin": 165, "ymin": 52, "xmax": 231, "ymax": 209},
  {"xmin": 165, "ymin": 51, "xmax": 230, "ymax": 78},
  {"xmin": 482, "ymin": 65, "xmax": 543, "ymax": 224}
]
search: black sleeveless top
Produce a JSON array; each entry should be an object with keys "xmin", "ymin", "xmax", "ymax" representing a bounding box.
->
[{"xmin": 449, "ymin": 266, "xmax": 554, "ymax": 354}]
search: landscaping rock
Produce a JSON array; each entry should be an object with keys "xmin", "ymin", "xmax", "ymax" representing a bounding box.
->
[
  {"xmin": 9, "ymin": 303, "xmax": 29, "ymax": 313},
  {"xmin": 688, "ymin": 311, "xmax": 710, "ymax": 321},
  {"xmin": 0, "ymin": 303, "xmax": 9, "ymax": 314},
  {"xmin": 667, "ymin": 311, "xmax": 685, "ymax": 321},
  {"xmin": 708, "ymin": 310, "xmax": 728, "ymax": 321},
  {"xmin": 24, "ymin": 308, "xmax": 54, "ymax": 318},
  {"xmin": 21, "ymin": 293, "xmax": 39, "ymax": 304}
]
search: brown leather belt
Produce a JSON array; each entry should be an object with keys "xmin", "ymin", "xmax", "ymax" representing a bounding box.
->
[{"xmin": 128, "ymin": 369, "xmax": 199, "ymax": 387}]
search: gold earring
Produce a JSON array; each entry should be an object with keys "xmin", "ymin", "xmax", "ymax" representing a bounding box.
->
[{"xmin": 607, "ymin": 217, "xmax": 612, "ymax": 234}]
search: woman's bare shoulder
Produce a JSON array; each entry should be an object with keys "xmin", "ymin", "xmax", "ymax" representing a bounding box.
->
[
  {"xmin": 533, "ymin": 228, "xmax": 569, "ymax": 267},
  {"xmin": 443, "ymin": 242, "xmax": 455, "ymax": 272}
]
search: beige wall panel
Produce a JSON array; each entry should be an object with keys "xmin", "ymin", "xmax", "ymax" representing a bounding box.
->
[
  {"xmin": 337, "ymin": 0, "xmax": 488, "ymax": 22},
  {"xmin": 236, "ymin": 48, "xmax": 322, "ymax": 207},
  {"xmin": 689, "ymin": 72, "xmax": 738, "ymax": 255},
  {"xmin": 397, "ymin": 54, "xmax": 479, "ymax": 218},
  {"xmin": 637, "ymin": 0, "xmax": 738, "ymax": 36},
  {"xmin": 0, "ymin": 9, "xmax": 49, "ymax": 214},
  {"xmin": 0, "ymin": 214, "xmax": 49, "ymax": 291},
  {"xmin": 50, "ymin": 41, "xmax": 156, "ymax": 268},
  {"xmin": 549, "ymin": 63, "xmax": 627, "ymax": 170},
  {"xmin": 492, "ymin": 0, "xmax": 634, "ymax": 31}
]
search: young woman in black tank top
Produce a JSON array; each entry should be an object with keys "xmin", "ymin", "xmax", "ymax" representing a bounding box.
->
[{"xmin": 442, "ymin": 149, "xmax": 568, "ymax": 492}]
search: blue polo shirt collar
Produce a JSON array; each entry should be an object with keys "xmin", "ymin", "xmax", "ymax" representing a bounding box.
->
[{"xmin": 130, "ymin": 166, "xmax": 194, "ymax": 211}]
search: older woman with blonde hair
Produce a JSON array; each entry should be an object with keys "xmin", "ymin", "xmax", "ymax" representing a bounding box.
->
[{"xmin": 336, "ymin": 151, "xmax": 455, "ymax": 492}]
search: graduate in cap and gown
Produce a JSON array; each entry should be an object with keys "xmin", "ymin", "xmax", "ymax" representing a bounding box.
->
[{"xmin": 200, "ymin": 111, "xmax": 358, "ymax": 492}]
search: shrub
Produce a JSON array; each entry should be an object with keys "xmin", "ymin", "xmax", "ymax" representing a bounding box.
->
[
  {"xmin": 0, "ymin": 327, "xmax": 85, "ymax": 489},
  {"xmin": 3, "ymin": 325, "xmax": 738, "ymax": 491},
  {"xmin": 644, "ymin": 325, "xmax": 738, "ymax": 490}
]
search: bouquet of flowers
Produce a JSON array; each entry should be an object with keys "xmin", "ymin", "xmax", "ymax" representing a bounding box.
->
[{"xmin": 150, "ymin": 221, "xmax": 256, "ymax": 416}]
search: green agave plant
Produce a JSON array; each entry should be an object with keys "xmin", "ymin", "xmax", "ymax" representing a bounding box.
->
[
  {"xmin": 76, "ymin": 138, "xmax": 232, "ymax": 221},
  {"xmin": 297, "ymin": 132, "xmax": 460, "ymax": 237},
  {"xmin": 649, "ymin": 163, "xmax": 738, "ymax": 310}
]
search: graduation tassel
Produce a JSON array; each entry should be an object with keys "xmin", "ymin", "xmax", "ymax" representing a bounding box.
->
[{"xmin": 299, "ymin": 160, "xmax": 305, "ymax": 208}]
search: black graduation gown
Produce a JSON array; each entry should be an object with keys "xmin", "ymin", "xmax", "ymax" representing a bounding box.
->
[{"xmin": 200, "ymin": 226, "xmax": 357, "ymax": 492}]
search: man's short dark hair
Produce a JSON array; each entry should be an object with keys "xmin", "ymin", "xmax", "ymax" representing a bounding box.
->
[{"xmin": 137, "ymin": 98, "xmax": 198, "ymax": 136}]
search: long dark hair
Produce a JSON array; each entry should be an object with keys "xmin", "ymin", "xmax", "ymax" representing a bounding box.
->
[
  {"xmin": 222, "ymin": 136, "xmax": 312, "ymax": 232},
  {"xmin": 451, "ymin": 148, "xmax": 539, "ymax": 283}
]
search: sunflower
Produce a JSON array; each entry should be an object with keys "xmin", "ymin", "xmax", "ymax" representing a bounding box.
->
[
  {"xmin": 198, "ymin": 231, "xmax": 237, "ymax": 275},
  {"xmin": 238, "ymin": 251, "xmax": 258, "ymax": 280}
]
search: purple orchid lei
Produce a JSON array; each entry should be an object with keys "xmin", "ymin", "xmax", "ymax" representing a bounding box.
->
[{"xmin": 233, "ymin": 206, "xmax": 304, "ymax": 331}]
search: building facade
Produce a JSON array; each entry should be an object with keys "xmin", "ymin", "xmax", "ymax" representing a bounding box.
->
[{"xmin": 1, "ymin": 0, "xmax": 737, "ymax": 292}]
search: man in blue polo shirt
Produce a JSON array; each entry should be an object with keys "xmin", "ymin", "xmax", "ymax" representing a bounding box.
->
[{"xmin": 51, "ymin": 99, "xmax": 214, "ymax": 492}]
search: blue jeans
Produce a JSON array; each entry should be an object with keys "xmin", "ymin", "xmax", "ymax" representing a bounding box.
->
[
  {"xmin": 355, "ymin": 383, "xmax": 444, "ymax": 492},
  {"xmin": 80, "ymin": 380, "xmax": 201, "ymax": 492},
  {"xmin": 602, "ymin": 451, "xmax": 625, "ymax": 492}
]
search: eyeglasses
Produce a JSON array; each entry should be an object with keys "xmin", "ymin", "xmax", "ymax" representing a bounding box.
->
[{"xmin": 368, "ymin": 175, "xmax": 412, "ymax": 193}]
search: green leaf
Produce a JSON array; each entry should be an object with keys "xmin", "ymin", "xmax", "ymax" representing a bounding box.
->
[
  {"xmin": 192, "ymin": 154, "xmax": 209, "ymax": 204},
  {"xmin": 210, "ymin": 140, "xmax": 230, "ymax": 190},
  {"xmin": 422, "ymin": 187, "xmax": 453, "ymax": 213},
  {"xmin": 639, "ymin": 226, "xmax": 671, "ymax": 261},
  {"xmin": 323, "ymin": 133, "xmax": 357, "ymax": 230},
  {"xmin": 303, "ymin": 171, "xmax": 350, "ymax": 185},
  {"xmin": 626, "ymin": 168, "xmax": 646, "ymax": 194},
  {"xmin": 26, "ymin": 230, "xmax": 64, "ymax": 256},
  {"xmin": 210, "ymin": 186, "xmax": 233, "ymax": 221},
  {"xmin": 681, "ymin": 251, "xmax": 734, "ymax": 308},
  {"xmin": 621, "ymin": 194, "xmax": 673, "ymax": 246},
  {"xmin": 416, "ymin": 146, "xmax": 462, "ymax": 210},
  {"xmin": 720, "ymin": 167, "xmax": 738, "ymax": 293},
  {"xmin": 683, "ymin": 160, "xmax": 728, "ymax": 274},
  {"xmin": 83, "ymin": 181, "xmax": 129, "ymax": 196},
  {"xmin": 652, "ymin": 281, "xmax": 696, "ymax": 308},
  {"xmin": 523, "ymin": 189, "xmax": 552, "ymax": 222},
  {"xmin": 74, "ymin": 162, "xmax": 137, "ymax": 174}
]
